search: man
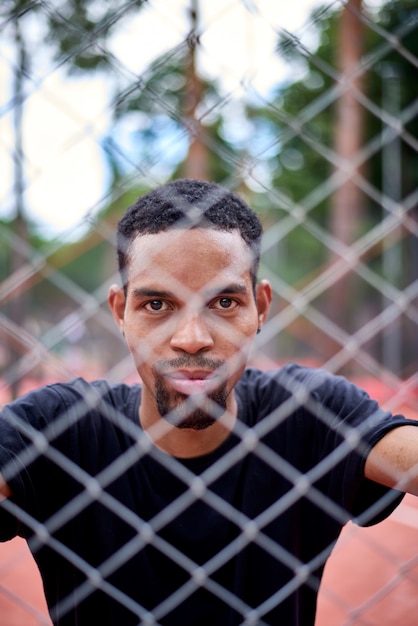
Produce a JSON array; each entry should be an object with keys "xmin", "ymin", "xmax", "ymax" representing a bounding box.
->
[{"xmin": 0, "ymin": 178, "xmax": 417, "ymax": 626}]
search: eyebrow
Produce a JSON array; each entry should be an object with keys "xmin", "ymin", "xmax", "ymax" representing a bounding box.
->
[
  {"xmin": 131, "ymin": 283, "xmax": 249, "ymax": 300},
  {"xmin": 206, "ymin": 283, "xmax": 249, "ymax": 297},
  {"xmin": 131, "ymin": 288, "xmax": 175, "ymax": 300}
]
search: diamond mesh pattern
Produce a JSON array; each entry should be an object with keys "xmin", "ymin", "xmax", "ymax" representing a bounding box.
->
[{"xmin": 1, "ymin": 1, "xmax": 418, "ymax": 624}]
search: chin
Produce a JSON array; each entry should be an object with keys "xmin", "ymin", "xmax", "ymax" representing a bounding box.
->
[
  {"xmin": 156, "ymin": 381, "xmax": 228, "ymax": 430},
  {"xmin": 170, "ymin": 411, "xmax": 218, "ymax": 431}
]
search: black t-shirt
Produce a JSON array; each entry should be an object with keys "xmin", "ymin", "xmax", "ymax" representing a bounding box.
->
[{"xmin": 0, "ymin": 364, "xmax": 414, "ymax": 625}]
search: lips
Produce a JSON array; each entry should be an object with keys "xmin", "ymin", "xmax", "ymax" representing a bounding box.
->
[{"xmin": 164, "ymin": 369, "xmax": 220, "ymax": 395}]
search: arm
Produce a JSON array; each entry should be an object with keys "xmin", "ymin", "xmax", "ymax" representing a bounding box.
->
[
  {"xmin": 364, "ymin": 425, "xmax": 418, "ymax": 496},
  {"xmin": 0, "ymin": 473, "xmax": 11, "ymax": 499}
]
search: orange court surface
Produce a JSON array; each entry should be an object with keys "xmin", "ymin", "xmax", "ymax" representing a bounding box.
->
[
  {"xmin": 1, "ymin": 375, "xmax": 418, "ymax": 625},
  {"xmin": 1, "ymin": 496, "xmax": 418, "ymax": 625}
]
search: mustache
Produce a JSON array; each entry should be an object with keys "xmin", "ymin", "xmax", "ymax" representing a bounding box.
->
[{"xmin": 154, "ymin": 355, "xmax": 225, "ymax": 374}]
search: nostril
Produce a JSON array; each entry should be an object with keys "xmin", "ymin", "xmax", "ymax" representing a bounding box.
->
[{"xmin": 170, "ymin": 318, "xmax": 214, "ymax": 353}]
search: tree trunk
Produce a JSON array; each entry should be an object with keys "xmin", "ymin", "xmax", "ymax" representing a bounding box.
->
[
  {"xmin": 328, "ymin": 0, "xmax": 365, "ymax": 329},
  {"xmin": 8, "ymin": 17, "xmax": 29, "ymax": 399},
  {"xmin": 181, "ymin": 0, "xmax": 209, "ymax": 180}
]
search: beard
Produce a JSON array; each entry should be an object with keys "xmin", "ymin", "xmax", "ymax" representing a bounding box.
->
[{"xmin": 153, "ymin": 356, "xmax": 229, "ymax": 430}]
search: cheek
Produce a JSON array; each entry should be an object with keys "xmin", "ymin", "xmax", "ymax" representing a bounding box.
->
[
  {"xmin": 215, "ymin": 305, "xmax": 257, "ymax": 334},
  {"xmin": 220, "ymin": 320, "xmax": 257, "ymax": 356},
  {"xmin": 124, "ymin": 328, "xmax": 159, "ymax": 366},
  {"xmin": 222, "ymin": 334, "xmax": 254, "ymax": 378}
]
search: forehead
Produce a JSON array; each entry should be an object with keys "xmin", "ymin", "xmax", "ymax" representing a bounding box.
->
[{"xmin": 126, "ymin": 228, "xmax": 254, "ymax": 290}]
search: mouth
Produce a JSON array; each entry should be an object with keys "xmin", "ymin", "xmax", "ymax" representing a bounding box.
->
[{"xmin": 164, "ymin": 369, "xmax": 221, "ymax": 395}]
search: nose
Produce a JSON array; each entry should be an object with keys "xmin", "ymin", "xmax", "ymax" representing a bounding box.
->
[{"xmin": 169, "ymin": 311, "xmax": 214, "ymax": 354}]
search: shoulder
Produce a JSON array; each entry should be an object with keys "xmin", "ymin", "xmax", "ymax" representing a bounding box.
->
[
  {"xmin": 51, "ymin": 377, "xmax": 140, "ymax": 408},
  {"xmin": 235, "ymin": 363, "xmax": 326, "ymax": 424},
  {"xmin": 237, "ymin": 362, "xmax": 337, "ymax": 402},
  {"xmin": 236, "ymin": 363, "xmax": 386, "ymax": 429},
  {"xmin": 1, "ymin": 378, "xmax": 141, "ymax": 427},
  {"xmin": 240, "ymin": 362, "xmax": 377, "ymax": 400},
  {"xmin": 4, "ymin": 377, "xmax": 136, "ymax": 405}
]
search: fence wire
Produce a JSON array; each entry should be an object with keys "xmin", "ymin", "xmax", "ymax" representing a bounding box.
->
[{"xmin": 1, "ymin": 0, "xmax": 418, "ymax": 624}]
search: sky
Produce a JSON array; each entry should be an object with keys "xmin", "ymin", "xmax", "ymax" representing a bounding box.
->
[{"xmin": 0, "ymin": 0, "xmax": 330, "ymax": 238}]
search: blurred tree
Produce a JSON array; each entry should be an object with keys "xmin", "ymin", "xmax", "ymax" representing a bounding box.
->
[
  {"xmin": 182, "ymin": 0, "xmax": 208, "ymax": 180},
  {"xmin": 2, "ymin": 0, "xmax": 417, "ymax": 379},
  {"xmin": 243, "ymin": 0, "xmax": 418, "ymax": 371},
  {"xmin": 328, "ymin": 0, "xmax": 365, "ymax": 326},
  {"xmin": 249, "ymin": 0, "xmax": 418, "ymax": 360},
  {"xmin": 0, "ymin": 0, "xmax": 145, "ymax": 395},
  {"xmin": 105, "ymin": 0, "xmax": 249, "ymax": 184}
]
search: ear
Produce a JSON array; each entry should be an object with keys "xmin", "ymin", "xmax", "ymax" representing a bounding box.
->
[
  {"xmin": 255, "ymin": 279, "xmax": 272, "ymax": 330},
  {"xmin": 108, "ymin": 284, "xmax": 126, "ymax": 335}
]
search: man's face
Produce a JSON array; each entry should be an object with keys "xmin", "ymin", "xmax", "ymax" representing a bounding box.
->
[{"xmin": 109, "ymin": 227, "xmax": 271, "ymax": 430}]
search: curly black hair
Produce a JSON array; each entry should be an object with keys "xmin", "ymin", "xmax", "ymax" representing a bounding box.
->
[{"xmin": 117, "ymin": 179, "xmax": 262, "ymax": 290}]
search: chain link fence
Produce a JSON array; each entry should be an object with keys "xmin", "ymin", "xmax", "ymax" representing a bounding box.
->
[{"xmin": 1, "ymin": 0, "xmax": 418, "ymax": 624}]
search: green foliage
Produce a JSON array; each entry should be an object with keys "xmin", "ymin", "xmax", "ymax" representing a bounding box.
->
[
  {"xmin": 3, "ymin": 0, "xmax": 417, "ymax": 309},
  {"xmin": 366, "ymin": 0, "xmax": 418, "ymax": 204},
  {"xmin": 1, "ymin": 0, "xmax": 145, "ymax": 73},
  {"xmin": 110, "ymin": 44, "xmax": 242, "ymax": 181},
  {"xmin": 248, "ymin": 1, "xmax": 418, "ymax": 287}
]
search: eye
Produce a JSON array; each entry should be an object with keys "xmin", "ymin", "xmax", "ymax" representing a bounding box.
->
[
  {"xmin": 211, "ymin": 297, "xmax": 237, "ymax": 310},
  {"xmin": 144, "ymin": 300, "xmax": 170, "ymax": 312}
]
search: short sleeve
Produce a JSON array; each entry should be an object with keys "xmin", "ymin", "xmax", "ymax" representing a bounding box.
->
[
  {"xmin": 308, "ymin": 369, "xmax": 417, "ymax": 526},
  {"xmin": 0, "ymin": 386, "xmax": 63, "ymax": 539}
]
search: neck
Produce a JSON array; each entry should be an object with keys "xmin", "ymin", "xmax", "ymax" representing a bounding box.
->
[{"xmin": 139, "ymin": 395, "xmax": 237, "ymax": 458}]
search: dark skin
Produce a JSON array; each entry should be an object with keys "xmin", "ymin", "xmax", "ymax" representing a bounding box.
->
[
  {"xmin": 1, "ymin": 227, "xmax": 418, "ymax": 496},
  {"xmin": 108, "ymin": 228, "xmax": 272, "ymax": 458}
]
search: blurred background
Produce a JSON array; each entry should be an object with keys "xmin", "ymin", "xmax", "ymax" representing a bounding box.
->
[
  {"xmin": 1, "ymin": 0, "xmax": 418, "ymax": 624},
  {"xmin": 1, "ymin": 0, "xmax": 418, "ymax": 400}
]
